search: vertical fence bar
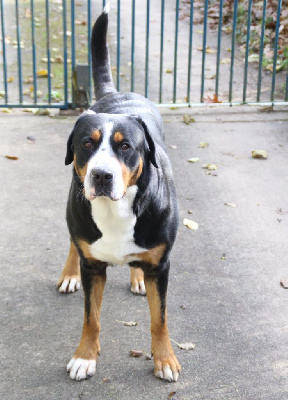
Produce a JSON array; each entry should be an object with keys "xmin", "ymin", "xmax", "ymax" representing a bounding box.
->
[
  {"xmin": 243, "ymin": 0, "xmax": 253, "ymax": 103},
  {"xmin": 45, "ymin": 0, "xmax": 51, "ymax": 103},
  {"xmin": 31, "ymin": 0, "xmax": 37, "ymax": 103},
  {"xmin": 256, "ymin": 0, "xmax": 267, "ymax": 102},
  {"xmin": 117, "ymin": 0, "xmax": 120, "ymax": 91},
  {"xmin": 71, "ymin": 0, "xmax": 75, "ymax": 75},
  {"xmin": 145, "ymin": 0, "xmax": 150, "ymax": 98},
  {"xmin": 187, "ymin": 0, "xmax": 194, "ymax": 104},
  {"xmin": 88, "ymin": 0, "xmax": 92, "ymax": 102},
  {"xmin": 131, "ymin": 0, "xmax": 135, "ymax": 92},
  {"xmin": 0, "ymin": 0, "xmax": 8, "ymax": 103},
  {"xmin": 159, "ymin": 0, "xmax": 165, "ymax": 103},
  {"xmin": 229, "ymin": 0, "xmax": 238, "ymax": 103},
  {"xmin": 173, "ymin": 0, "xmax": 179, "ymax": 103},
  {"xmin": 200, "ymin": 0, "xmax": 208, "ymax": 102},
  {"xmin": 215, "ymin": 0, "xmax": 223, "ymax": 97},
  {"xmin": 271, "ymin": 0, "xmax": 282, "ymax": 102},
  {"xmin": 102, "ymin": 0, "xmax": 106, "ymax": 7},
  {"xmin": 62, "ymin": 0, "xmax": 68, "ymax": 108},
  {"xmin": 15, "ymin": 0, "xmax": 23, "ymax": 103}
]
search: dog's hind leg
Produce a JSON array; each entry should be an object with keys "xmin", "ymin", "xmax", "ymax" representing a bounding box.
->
[
  {"xmin": 57, "ymin": 240, "xmax": 81, "ymax": 293},
  {"xmin": 130, "ymin": 267, "xmax": 146, "ymax": 295}
]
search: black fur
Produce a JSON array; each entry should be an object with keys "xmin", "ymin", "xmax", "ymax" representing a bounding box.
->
[{"xmin": 66, "ymin": 11, "xmax": 179, "ymax": 326}]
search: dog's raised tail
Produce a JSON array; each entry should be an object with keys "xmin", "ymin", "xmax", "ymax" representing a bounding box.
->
[{"xmin": 91, "ymin": 6, "xmax": 117, "ymax": 101}]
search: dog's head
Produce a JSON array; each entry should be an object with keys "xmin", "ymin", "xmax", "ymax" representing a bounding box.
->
[{"xmin": 65, "ymin": 110, "xmax": 158, "ymax": 201}]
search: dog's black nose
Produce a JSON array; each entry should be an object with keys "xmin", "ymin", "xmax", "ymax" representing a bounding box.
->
[{"xmin": 91, "ymin": 169, "xmax": 113, "ymax": 184}]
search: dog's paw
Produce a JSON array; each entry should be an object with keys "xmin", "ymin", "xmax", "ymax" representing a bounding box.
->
[
  {"xmin": 154, "ymin": 356, "xmax": 181, "ymax": 382},
  {"xmin": 67, "ymin": 357, "xmax": 96, "ymax": 380},
  {"xmin": 57, "ymin": 276, "xmax": 80, "ymax": 293},
  {"xmin": 130, "ymin": 267, "xmax": 146, "ymax": 295}
]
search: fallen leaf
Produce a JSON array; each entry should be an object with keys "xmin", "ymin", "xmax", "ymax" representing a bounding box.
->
[
  {"xmin": 166, "ymin": 68, "xmax": 173, "ymax": 73},
  {"xmin": 171, "ymin": 338, "xmax": 195, "ymax": 350},
  {"xmin": 187, "ymin": 210, "xmax": 193, "ymax": 214},
  {"xmin": 203, "ymin": 94, "xmax": 222, "ymax": 103},
  {"xmin": 0, "ymin": 91, "xmax": 5, "ymax": 98},
  {"xmin": 116, "ymin": 320, "xmax": 137, "ymax": 326},
  {"xmin": 167, "ymin": 392, "xmax": 177, "ymax": 399},
  {"xmin": 4, "ymin": 155, "xmax": 19, "ymax": 160},
  {"xmin": 27, "ymin": 136, "xmax": 36, "ymax": 143},
  {"xmin": 183, "ymin": 218, "xmax": 199, "ymax": 231},
  {"xmin": 145, "ymin": 353, "xmax": 152, "ymax": 360},
  {"xmin": 252, "ymin": 150, "xmax": 268, "ymax": 159},
  {"xmin": 220, "ymin": 58, "xmax": 231, "ymax": 64},
  {"xmin": 37, "ymin": 69, "xmax": 48, "ymax": 77},
  {"xmin": 199, "ymin": 142, "xmax": 209, "ymax": 148},
  {"xmin": 276, "ymin": 208, "xmax": 288, "ymax": 215},
  {"xmin": 2, "ymin": 108, "xmax": 12, "ymax": 113},
  {"xmin": 180, "ymin": 304, "xmax": 186, "ymax": 309},
  {"xmin": 169, "ymin": 144, "xmax": 177, "ymax": 149},
  {"xmin": 248, "ymin": 54, "xmax": 259, "ymax": 63},
  {"xmin": 183, "ymin": 114, "xmax": 195, "ymax": 124},
  {"xmin": 187, "ymin": 158, "xmax": 200, "ymax": 163},
  {"xmin": 202, "ymin": 164, "xmax": 217, "ymax": 170},
  {"xmin": 75, "ymin": 20, "xmax": 87, "ymax": 25},
  {"xmin": 280, "ymin": 278, "xmax": 288, "ymax": 289},
  {"xmin": 33, "ymin": 108, "xmax": 50, "ymax": 116},
  {"xmin": 55, "ymin": 55, "xmax": 64, "ymax": 63},
  {"xmin": 130, "ymin": 349, "xmax": 143, "ymax": 357},
  {"xmin": 225, "ymin": 202, "xmax": 237, "ymax": 208},
  {"xmin": 102, "ymin": 377, "xmax": 111, "ymax": 383},
  {"xmin": 7, "ymin": 76, "xmax": 14, "ymax": 83}
]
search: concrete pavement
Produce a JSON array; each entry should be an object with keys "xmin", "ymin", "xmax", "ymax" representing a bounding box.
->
[{"xmin": 0, "ymin": 106, "xmax": 288, "ymax": 400}]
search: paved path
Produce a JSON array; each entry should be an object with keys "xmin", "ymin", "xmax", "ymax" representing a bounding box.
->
[{"xmin": 0, "ymin": 107, "xmax": 288, "ymax": 399}]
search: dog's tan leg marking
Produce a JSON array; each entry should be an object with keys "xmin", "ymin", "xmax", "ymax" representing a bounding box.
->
[
  {"xmin": 130, "ymin": 267, "xmax": 146, "ymax": 295},
  {"xmin": 67, "ymin": 273, "xmax": 106, "ymax": 380},
  {"xmin": 145, "ymin": 279, "xmax": 181, "ymax": 382},
  {"xmin": 57, "ymin": 241, "xmax": 81, "ymax": 293}
]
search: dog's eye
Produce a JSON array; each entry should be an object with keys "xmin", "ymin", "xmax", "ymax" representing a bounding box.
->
[
  {"xmin": 121, "ymin": 143, "xmax": 130, "ymax": 151},
  {"xmin": 83, "ymin": 141, "xmax": 92, "ymax": 149}
]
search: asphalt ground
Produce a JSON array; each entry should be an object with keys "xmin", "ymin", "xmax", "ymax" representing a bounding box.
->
[{"xmin": 0, "ymin": 107, "xmax": 288, "ymax": 400}]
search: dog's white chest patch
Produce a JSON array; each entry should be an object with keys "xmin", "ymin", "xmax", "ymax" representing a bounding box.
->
[{"xmin": 89, "ymin": 185, "xmax": 146, "ymax": 265}]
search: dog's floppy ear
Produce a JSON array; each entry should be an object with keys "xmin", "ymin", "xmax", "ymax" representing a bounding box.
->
[
  {"xmin": 65, "ymin": 130, "xmax": 74, "ymax": 165},
  {"xmin": 131, "ymin": 115, "xmax": 158, "ymax": 168}
]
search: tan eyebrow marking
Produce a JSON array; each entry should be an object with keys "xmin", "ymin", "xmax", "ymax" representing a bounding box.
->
[
  {"xmin": 114, "ymin": 131, "xmax": 124, "ymax": 142},
  {"xmin": 91, "ymin": 130, "xmax": 101, "ymax": 142}
]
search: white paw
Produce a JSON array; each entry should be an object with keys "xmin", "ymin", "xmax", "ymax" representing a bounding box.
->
[
  {"xmin": 131, "ymin": 279, "xmax": 146, "ymax": 295},
  {"xmin": 67, "ymin": 357, "xmax": 96, "ymax": 380},
  {"xmin": 155, "ymin": 365, "xmax": 179, "ymax": 382},
  {"xmin": 59, "ymin": 278, "xmax": 80, "ymax": 293}
]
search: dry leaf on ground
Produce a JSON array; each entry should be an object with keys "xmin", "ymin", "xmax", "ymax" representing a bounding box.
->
[
  {"xmin": 202, "ymin": 164, "xmax": 217, "ymax": 170},
  {"xmin": 4, "ymin": 155, "xmax": 19, "ymax": 160},
  {"xmin": 225, "ymin": 202, "xmax": 237, "ymax": 208},
  {"xmin": 187, "ymin": 158, "xmax": 200, "ymax": 163},
  {"xmin": 171, "ymin": 338, "xmax": 195, "ymax": 350},
  {"xmin": 252, "ymin": 150, "xmax": 268, "ymax": 159},
  {"xmin": 183, "ymin": 218, "xmax": 199, "ymax": 231},
  {"xmin": 130, "ymin": 349, "xmax": 143, "ymax": 357},
  {"xmin": 203, "ymin": 94, "xmax": 222, "ymax": 103},
  {"xmin": 116, "ymin": 320, "xmax": 137, "ymax": 327},
  {"xmin": 280, "ymin": 278, "xmax": 288, "ymax": 289},
  {"xmin": 183, "ymin": 114, "xmax": 196, "ymax": 124},
  {"xmin": 199, "ymin": 142, "xmax": 209, "ymax": 148}
]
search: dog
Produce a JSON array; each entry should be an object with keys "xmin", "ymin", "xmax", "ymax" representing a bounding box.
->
[{"xmin": 57, "ymin": 7, "xmax": 181, "ymax": 382}]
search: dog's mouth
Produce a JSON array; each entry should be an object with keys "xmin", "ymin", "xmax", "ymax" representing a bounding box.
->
[{"xmin": 86, "ymin": 187, "xmax": 123, "ymax": 202}]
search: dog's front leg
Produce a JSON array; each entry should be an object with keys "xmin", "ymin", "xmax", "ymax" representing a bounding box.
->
[
  {"xmin": 145, "ymin": 263, "xmax": 181, "ymax": 382},
  {"xmin": 67, "ymin": 263, "xmax": 107, "ymax": 380}
]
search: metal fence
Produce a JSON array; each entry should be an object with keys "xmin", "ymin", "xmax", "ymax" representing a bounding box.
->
[{"xmin": 0, "ymin": 0, "xmax": 287, "ymax": 109}]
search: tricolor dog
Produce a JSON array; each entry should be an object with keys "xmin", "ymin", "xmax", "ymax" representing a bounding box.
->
[{"xmin": 57, "ymin": 8, "xmax": 181, "ymax": 382}]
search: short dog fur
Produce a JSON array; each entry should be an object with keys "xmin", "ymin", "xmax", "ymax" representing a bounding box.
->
[{"xmin": 57, "ymin": 8, "xmax": 181, "ymax": 382}]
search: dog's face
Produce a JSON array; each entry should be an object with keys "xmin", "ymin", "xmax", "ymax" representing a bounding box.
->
[{"xmin": 65, "ymin": 110, "xmax": 158, "ymax": 201}]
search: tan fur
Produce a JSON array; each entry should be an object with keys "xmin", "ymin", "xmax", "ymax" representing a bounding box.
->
[
  {"xmin": 145, "ymin": 279, "xmax": 181, "ymax": 374},
  {"xmin": 91, "ymin": 130, "xmax": 101, "ymax": 142},
  {"xmin": 74, "ymin": 274, "xmax": 107, "ymax": 360},
  {"xmin": 57, "ymin": 241, "xmax": 80, "ymax": 287},
  {"xmin": 74, "ymin": 154, "xmax": 87, "ymax": 183},
  {"xmin": 132, "ymin": 244, "xmax": 166, "ymax": 266},
  {"xmin": 113, "ymin": 131, "xmax": 124, "ymax": 142},
  {"xmin": 77, "ymin": 239, "xmax": 94, "ymax": 262},
  {"xmin": 130, "ymin": 267, "xmax": 144, "ymax": 286}
]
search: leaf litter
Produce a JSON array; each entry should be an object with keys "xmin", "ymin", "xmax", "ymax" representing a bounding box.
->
[
  {"xmin": 170, "ymin": 338, "xmax": 195, "ymax": 351},
  {"xmin": 183, "ymin": 218, "xmax": 199, "ymax": 231}
]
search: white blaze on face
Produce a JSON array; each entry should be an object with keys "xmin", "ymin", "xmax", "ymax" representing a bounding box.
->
[{"xmin": 84, "ymin": 122, "xmax": 125, "ymax": 201}]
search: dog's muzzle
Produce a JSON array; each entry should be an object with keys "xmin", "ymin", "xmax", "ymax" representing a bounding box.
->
[{"xmin": 90, "ymin": 168, "xmax": 114, "ymax": 197}]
